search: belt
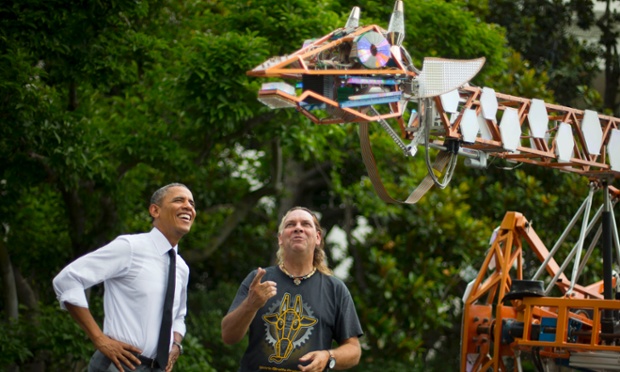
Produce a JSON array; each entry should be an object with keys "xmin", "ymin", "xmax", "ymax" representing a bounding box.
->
[{"xmin": 135, "ymin": 354, "xmax": 160, "ymax": 369}]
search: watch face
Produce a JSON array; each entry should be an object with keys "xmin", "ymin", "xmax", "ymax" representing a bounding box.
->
[{"xmin": 329, "ymin": 358, "xmax": 336, "ymax": 369}]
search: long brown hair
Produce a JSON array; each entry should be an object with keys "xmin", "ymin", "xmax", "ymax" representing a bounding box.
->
[{"xmin": 276, "ymin": 207, "xmax": 333, "ymax": 276}]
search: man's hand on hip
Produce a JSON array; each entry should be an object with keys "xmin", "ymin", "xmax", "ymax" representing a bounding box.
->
[{"xmin": 94, "ymin": 335, "xmax": 143, "ymax": 371}]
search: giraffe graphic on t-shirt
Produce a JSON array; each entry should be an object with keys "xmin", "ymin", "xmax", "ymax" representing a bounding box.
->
[{"xmin": 262, "ymin": 293, "xmax": 318, "ymax": 363}]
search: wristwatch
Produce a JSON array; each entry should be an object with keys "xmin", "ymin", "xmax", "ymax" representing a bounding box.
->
[
  {"xmin": 173, "ymin": 341, "xmax": 184, "ymax": 355},
  {"xmin": 327, "ymin": 349, "xmax": 336, "ymax": 370}
]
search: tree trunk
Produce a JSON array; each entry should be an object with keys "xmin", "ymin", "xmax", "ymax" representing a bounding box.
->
[
  {"xmin": 600, "ymin": 0, "xmax": 620, "ymax": 115},
  {"xmin": 61, "ymin": 187, "xmax": 86, "ymax": 258},
  {"xmin": 603, "ymin": 44, "xmax": 619, "ymax": 115},
  {"xmin": 0, "ymin": 238, "xmax": 18, "ymax": 320},
  {"xmin": 68, "ymin": 80, "xmax": 78, "ymax": 111},
  {"xmin": 14, "ymin": 268, "xmax": 39, "ymax": 313}
]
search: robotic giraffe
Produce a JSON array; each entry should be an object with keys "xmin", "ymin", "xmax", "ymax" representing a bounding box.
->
[{"xmin": 247, "ymin": 2, "xmax": 620, "ymax": 371}]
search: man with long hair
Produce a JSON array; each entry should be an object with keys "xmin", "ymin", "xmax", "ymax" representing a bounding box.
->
[{"xmin": 222, "ymin": 207, "xmax": 363, "ymax": 371}]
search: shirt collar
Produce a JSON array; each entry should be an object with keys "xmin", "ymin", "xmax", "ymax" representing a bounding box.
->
[{"xmin": 150, "ymin": 227, "xmax": 179, "ymax": 256}]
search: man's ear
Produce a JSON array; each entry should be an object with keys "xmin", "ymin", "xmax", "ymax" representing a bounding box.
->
[{"xmin": 149, "ymin": 204, "xmax": 160, "ymax": 220}]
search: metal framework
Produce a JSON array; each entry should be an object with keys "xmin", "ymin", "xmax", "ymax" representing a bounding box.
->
[{"xmin": 461, "ymin": 199, "xmax": 620, "ymax": 371}]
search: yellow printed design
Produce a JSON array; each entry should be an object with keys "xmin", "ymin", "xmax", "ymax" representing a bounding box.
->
[{"xmin": 262, "ymin": 293, "xmax": 318, "ymax": 364}]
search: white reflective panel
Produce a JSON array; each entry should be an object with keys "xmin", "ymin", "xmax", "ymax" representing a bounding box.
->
[
  {"xmin": 260, "ymin": 82, "xmax": 296, "ymax": 95},
  {"xmin": 608, "ymin": 129, "xmax": 620, "ymax": 171},
  {"xmin": 418, "ymin": 57, "xmax": 485, "ymax": 97},
  {"xmin": 480, "ymin": 87, "xmax": 498, "ymax": 121},
  {"xmin": 499, "ymin": 108, "xmax": 521, "ymax": 151},
  {"xmin": 528, "ymin": 99, "xmax": 549, "ymax": 139},
  {"xmin": 556, "ymin": 122, "xmax": 574, "ymax": 162},
  {"xmin": 257, "ymin": 96, "xmax": 297, "ymax": 109},
  {"xmin": 440, "ymin": 89, "xmax": 460, "ymax": 113},
  {"xmin": 478, "ymin": 112, "xmax": 492, "ymax": 140},
  {"xmin": 391, "ymin": 45, "xmax": 403, "ymax": 66},
  {"xmin": 581, "ymin": 110, "xmax": 603, "ymax": 155},
  {"xmin": 461, "ymin": 109, "xmax": 480, "ymax": 143}
]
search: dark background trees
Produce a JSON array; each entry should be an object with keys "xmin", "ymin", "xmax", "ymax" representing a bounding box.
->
[
  {"xmin": 0, "ymin": 0, "xmax": 616, "ymax": 370},
  {"xmin": 484, "ymin": 0, "xmax": 619, "ymax": 115}
]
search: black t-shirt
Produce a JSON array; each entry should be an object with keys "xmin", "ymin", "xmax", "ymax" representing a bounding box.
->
[{"xmin": 228, "ymin": 266, "xmax": 363, "ymax": 372}]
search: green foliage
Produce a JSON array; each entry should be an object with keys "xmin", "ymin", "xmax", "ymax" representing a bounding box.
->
[
  {"xmin": 0, "ymin": 319, "xmax": 32, "ymax": 367},
  {"xmin": 171, "ymin": 333, "xmax": 216, "ymax": 372},
  {"xmin": 334, "ymin": 0, "xmax": 509, "ymax": 81},
  {"xmin": 0, "ymin": 301, "xmax": 97, "ymax": 370},
  {"xmin": 485, "ymin": 0, "xmax": 601, "ymax": 106},
  {"xmin": 185, "ymin": 282, "xmax": 246, "ymax": 371},
  {"xmin": 212, "ymin": 0, "xmax": 342, "ymax": 55},
  {"xmin": 8, "ymin": 185, "xmax": 72, "ymax": 299},
  {"xmin": 577, "ymin": 84, "xmax": 606, "ymax": 113},
  {"xmin": 492, "ymin": 51, "xmax": 554, "ymax": 100}
]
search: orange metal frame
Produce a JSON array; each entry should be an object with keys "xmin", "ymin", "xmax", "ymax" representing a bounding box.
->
[
  {"xmin": 247, "ymin": 25, "xmax": 413, "ymax": 79},
  {"xmin": 461, "ymin": 211, "xmax": 618, "ymax": 371},
  {"xmin": 427, "ymin": 87, "xmax": 620, "ymax": 179},
  {"xmin": 519, "ymin": 297, "xmax": 620, "ymax": 353},
  {"xmin": 247, "ymin": 23, "xmax": 416, "ymax": 129}
]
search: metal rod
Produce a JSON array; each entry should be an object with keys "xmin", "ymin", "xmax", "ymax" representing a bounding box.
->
[
  {"xmin": 577, "ymin": 223, "xmax": 603, "ymax": 275},
  {"xmin": 533, "ymin": 195, "xmax": 591, "ymax": 281},
  {"xmin": 545, "ymin": 191, "xmax": 600, "ymax": 295},
  {"xmin": 602, "ymin": 181, "xmax": 615, "ymax": 334},
  {"xmin": 574, "ymin": 204, "xmax": 604, "ymax": 279},
  {"xmin": 427, "ymin": 142, "xmax": 481, "ymax": 160},
  {"xmin": 611, "ymin": 201, "xmax": 620, "ymax": 269},
  {"xmin": 369, "ymin": 106, "xmax": 408, "ymax": 153},
  {"xmin": 567, "ymin": 184, "xmax": 596, "ymax": 294},
  {"xmin": 603, "ymin": 182, "xmax": 613, "ymax": 300},
  {"xmin": 515, "ymin": 351, "xmax": 523, "ymax": 372}
]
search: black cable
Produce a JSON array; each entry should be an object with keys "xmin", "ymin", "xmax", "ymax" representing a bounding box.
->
[{"xmin": 532, "ymin": 347, "xmax": 545, "ymax": 372}]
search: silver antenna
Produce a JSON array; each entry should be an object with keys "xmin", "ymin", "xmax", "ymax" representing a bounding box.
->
[
  {"xmin": 387, "ymin": 1, "xmax": 405, "ymax": 46},
  {"xmin": 345, "ymin": 7, "xmax": 361, "ymax": 28}
]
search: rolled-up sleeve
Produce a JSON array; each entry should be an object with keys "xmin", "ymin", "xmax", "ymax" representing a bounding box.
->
[
  {"xmin": 53, "ymin": 265, "xmax": 91, "ymax": 309},
  {"xmin": 173, "ymin": 299, "xmax": 187, "ymax": 337},
  {"xmin": 52, "ymin": 238, "xmax": 132, "ymax": 310}
]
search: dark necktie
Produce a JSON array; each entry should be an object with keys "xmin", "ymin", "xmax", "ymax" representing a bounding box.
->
[{"xmin": 156, "ymin": 249, "xmax": 176, "ymax": 368}]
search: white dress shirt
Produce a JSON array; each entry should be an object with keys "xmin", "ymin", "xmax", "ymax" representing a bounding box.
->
[{"xmin": 52, "ymin": 227, "xmax": 189, "ymax": 359}]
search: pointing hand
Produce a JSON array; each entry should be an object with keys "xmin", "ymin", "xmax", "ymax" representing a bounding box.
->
[{"xmin": 248, "ymin": 267, "xmax": 277, "ymax": 310}]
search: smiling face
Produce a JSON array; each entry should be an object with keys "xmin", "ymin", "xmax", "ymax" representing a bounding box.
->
[
  {"xmin": 277, "ymin": 209, "xmax": 322, "ymax": 261},
  {"xmin": 150, "ymin": 185, "xmax": 196, "ymax": 246}
]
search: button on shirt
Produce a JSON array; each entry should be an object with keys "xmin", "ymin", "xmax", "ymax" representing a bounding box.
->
[{"xmin": 52, "ymin": 228, "xmax": 189, "ymax": 359}]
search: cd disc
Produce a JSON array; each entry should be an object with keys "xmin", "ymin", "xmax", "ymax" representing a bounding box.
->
[{"xmin": 351, "ymin": 31, "xmax": 391, "ymax": 68}]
